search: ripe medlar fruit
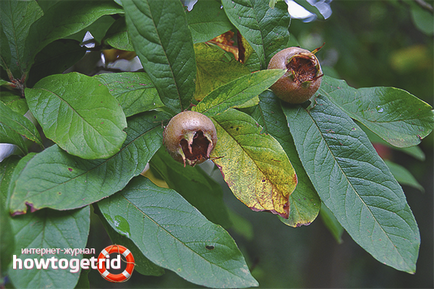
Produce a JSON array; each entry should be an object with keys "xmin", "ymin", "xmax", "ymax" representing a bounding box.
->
[
  {"xmin": 163, "ymin": 111, "xmax": 217, "ymax": 166},
  {"xmin": 268, "ymin": 46, "xmax": 323, "ymax": 104}
]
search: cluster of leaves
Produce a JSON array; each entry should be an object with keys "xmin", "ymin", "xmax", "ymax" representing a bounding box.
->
[{"xmin": 1, "ymin": 0, "xmax": 433, "ymax": 288}]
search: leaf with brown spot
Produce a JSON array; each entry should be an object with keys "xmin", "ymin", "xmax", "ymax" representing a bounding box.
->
[
  {"xmin": 211, "ymin": 108, "xmax": 297, "ymax": 218},
  {"xmin": 208, "ymin": 31, "xmax": 239, "ymax": 60}
]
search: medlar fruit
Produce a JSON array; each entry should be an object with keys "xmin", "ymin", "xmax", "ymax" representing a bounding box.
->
[
  {"xmin": 268, "ymin": 46, "xmax": 323, "ymax": 104},
  {"xmin": 163, "ymin": 111, "xmax": 217, "ymax": 166}
]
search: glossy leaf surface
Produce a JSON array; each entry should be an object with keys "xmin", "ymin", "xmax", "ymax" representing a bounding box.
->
[
  {"xmin": 95, "ymin": 72, "xmax": 164, "ymax": 117},
  {"xmin": 0, "ymin": 0, "xmax": 43, "ymax": 76},
  {"xmin": 9, "ymin": 112, "xmax": 165, "ymax": 214},
  {"xmin": 222, "ymin": 0, "xmax": 290, "ymax": 69},
  {"xmin": 0, "ymin": 157, "xmax": 18, "ymax": 276},
  {"xmin": 150, "ymin": 147, "xmax": 232, "ymax": 228},
  {"xmin": 193, "ymin": 69, "xmax": 285, "ymax": 117},
  {"xmin": 321, "ymin": 76, "xmax": 434, "ymax": 147},
  {"xmin": 25, "ymin": 73, "xmax": 127, "ymax": 159},
  {"xmin": 8, "ymin": 207, "xmax": 90, "ymax": 289},
  {"xmin": 98, "ymin": 177, "xmax": 258, "ymax": 288},
  {"xmin": 283, "ymin": 95, "xmax": 420, "ymax": 273},
  {"xmin": 186, "ymin": 0, "xmax": 234, "ymax": 43},
  {"xmin": 194, "ymin": 43, "xmax": 250, "ymax": 101},
  {"xmin": 95, "ymin": 204, "xmax": 165, "ymax": 277},
  {"xmin": 0, "ymin": 101, "xmax": 42, "ymax": 154},
  {"xmin": 0, "ymin": 93, "xmax": 29, "ymax": 115},
  {"xmin": 103, "ymin": 17, "xmax": 134, "ymax": 51},
  {"xmin": 123, "ymin": 0, "xmax": 196, "ymax": 112}
]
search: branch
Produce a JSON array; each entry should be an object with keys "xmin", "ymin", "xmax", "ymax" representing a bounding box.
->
[{"xmin": 413, "ymin": 0, "xmax": 433, "ymax": 14}]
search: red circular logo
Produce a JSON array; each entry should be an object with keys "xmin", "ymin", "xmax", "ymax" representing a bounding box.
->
[{"xmin": 97, "ymin": 245, "xmax": 135, "ymax": 283}]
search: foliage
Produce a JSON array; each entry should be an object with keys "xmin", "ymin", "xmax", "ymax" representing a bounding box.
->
[{"xmin": 1, "ymin": 0, "xmax": 433, "ymax": 288}]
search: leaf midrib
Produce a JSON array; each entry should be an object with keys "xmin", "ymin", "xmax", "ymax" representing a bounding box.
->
[
  {"xmin": 12, "ymin": 125, "xmax": 161, "ymax": 208},
  {"xmin": 131, "ymin": 0, "xmax": 184, "ymax": 110},
  {"xmin": 120, "ymin": 191, "xmax": 251, "ymax": 282},
  {"xmin": 304, "ymin": 103, "xmax": 408, "ymax": 267}
]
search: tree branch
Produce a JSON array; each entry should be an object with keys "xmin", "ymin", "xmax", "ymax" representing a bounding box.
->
[{"xmin": 413, "ymin": 0, "xmax": 433, "ymax": 14}]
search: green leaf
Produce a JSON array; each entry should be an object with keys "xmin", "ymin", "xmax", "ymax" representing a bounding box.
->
[
  {"xmin": 6, "ymin": 153, "xmax": 36, "ymax": 212},
  {"xmin": 0, "ymin": 100, "xmax": 43, "ymax": 153},
  {"xmin": 150, "ymin": 147, "xmax": 232, "ymax": 229},
  {"xmin": 103, "ymin": 17, "xmax": 134, "ymax": 51},
  {"xmin": 1, "ymin": 155, "xmax": 19, "ymax": 201},
  {"xmin": 74, "ymin": 269, "xmax": 90, "ymax": 289},
  {"xmin": 25, "ymin": 73, "xmax": 127, "ymax": 159},
  {"xmin": 0, "ymin": 120, "xmax": 27, "ymax": 156},
  {"xmin": 222, "ymin": 0, "xmax": 291, "ymax": 69},
  {"xmin": 94, "ymin": 72, "xmax": 164, "ymax": 117},
  {"xmin": 320, "ymin": 75, "xmax": 434, "ymax": 148},
  {"xmin": 226, "ymin": 208, "xmax": 254, "ymax": 240},
  {"xmin": 410, "ymin": 5, "xmax": 434, "ymax": 35},
  {"xmin": 8, "ymin": 207, "xmax": 90, "ymax": 289},
  {"xmin": 243, "ymin": 91, "xmax": 320, "ymax": 227},
  {"xmin": 186, "ymin": 0, "xmax": 234, "ymax": 43},
  {"xmin": 0, "ymin": 157, "xmax": 18, "ymax": 277},
  {"xmin": 0, "ymin": 92, "xmax": 29, "ymax": 115},
  {"xmin": 0, "ymin": 199, "xmax": 14, "ymax": 278},
  {"xmin": 320, "ymin": 204, "xmax": 344, "ymax": 244},
  {"xmin": 67, "ymin": 15, "xmax": 116, "ymax": 46},
  {"xmin": 211, "ymin": 108, "xmax": 297, "ymax": 218},
  {"xmin": 0, "ymin": 0, "xmax": 43, "ymax": 77},
  {"xmin": 385, "ymin": 160, "xmax": 424, "ymax": 192},
  {"xmin": 361, "ymin": 124, "xmax": 426, "ymax": 161},
  {"xmin": 27, "ymin": 39, "xmax": 87, "ymax": 87},
  {"xmin": 8, "ymin": 111, "xmax": 165, "ymax": 214},
  {"xmin": 397, "ymin": 145, "xmax": 426, "ymax": 161},
  {"xmin": 194, "ymin": 42, "xmax": 251, "ymax": 101},
  {"xmin": 98, "ymin": 176, "xmax": 258, "ymax": 288},
  {"xmin": 24, "ymin": 0, "xmax": 122, "ymax": 75},
  {"xmin": 94, "ymin": 205, "xmax": 165, "ymax": 277},
  {"xmin": 123, "ymin": 0, "xmax": 197, "ymax": 112},
  {"xmin": 193, "ymin": 69, "xmax": 285, "ymax": 117},
  {"xmin": 283, "ymin": 95, "xmax": 420, "ymax": 273}
]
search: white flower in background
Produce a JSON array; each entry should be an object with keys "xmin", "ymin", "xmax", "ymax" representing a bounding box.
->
[
  {"xmin": 82, "ymin": 31, "xmax": 95, "ymax": 48},
  {"xmin": 181, "ymin": 0, "xmax": 332, "ymax": 22},
  {"xmin": 0, "ymin": 144, "xmax": 18, "ymax": 162},
  {"xmin": 285, "ymin": 0, "xmax": 316, "ymax": 21},
  {"xmin": 285, "ymin": 0, "xmax": 332, "ymax": 22},
  {"xmin": 181, "ymin": 0, "xmax": 198, "ymax": 11},
  {"xmin": 307, "ymin": 0, "xmax": 332, "ymax": 19}
]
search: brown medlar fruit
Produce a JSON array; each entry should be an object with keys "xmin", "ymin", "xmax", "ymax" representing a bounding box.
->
[
  {"xmin": 163, "ymin": 111, "xmax": 217, "ymax": 166},
  {"xmin": 268, "ymin": 46, "xmax": 323, "ymax": 104}
]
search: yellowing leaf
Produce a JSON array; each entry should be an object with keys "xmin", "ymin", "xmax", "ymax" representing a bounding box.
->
[
  {"xmin": 194, "ymin": 43, "xmax": 250, "ymax": 101},
  {"xmin": 211, "ymin": 109, "xmax": 297, "ymax": 218}
]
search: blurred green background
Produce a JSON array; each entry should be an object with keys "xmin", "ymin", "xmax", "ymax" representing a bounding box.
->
[{"xmin": 85, "ymin": 1, "xmax": 433, "ymax": 288}]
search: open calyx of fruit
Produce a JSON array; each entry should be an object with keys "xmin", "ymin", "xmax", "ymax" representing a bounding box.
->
[
  {"xmin": 268, "ymin": 46, "xmax": 324, "ymax": 104},
  {"xmin": 163, "ymin": 110, "xmax": 217, "ymax": 167}
]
